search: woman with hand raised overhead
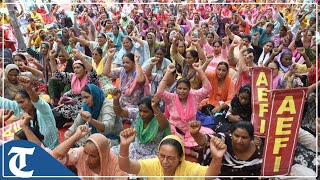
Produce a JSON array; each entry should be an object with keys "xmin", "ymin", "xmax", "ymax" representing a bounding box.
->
[
  {"xmin": 156, "ymin": 63, "xmax": 213, "ymax": 158},
  {"xmin": 49, "ymin": 49, "xmax": 99, "ymax": 127},
  {"xmin": 0, "ymin": 76, "xmax": 59, "ymax": 149},
  {"xmin": 199, "ymin": 61, "xmax": 235, "ymax": 114},
  {"xmin": 104, "ymin": 49, "xmax": 150, "ymax": 109},
  {"xmin": 110, "ymin": 91, "xmax": 170, "ymax": 160},
  {"xmin": 53, "ymin": 125, "xmax": 127, "ymax": 179},
  {"xmin": 118, "ymin": 128, "xmax": 227, "ymax": 179},
  {"xmin": 170, "ymin": 34, "xmax": 207, "ymax": 89}
]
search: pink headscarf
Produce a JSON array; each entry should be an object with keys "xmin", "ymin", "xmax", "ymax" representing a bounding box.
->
[{"xmin": 71, "ymin": 60, "xmax": 89, "ymax": 94}]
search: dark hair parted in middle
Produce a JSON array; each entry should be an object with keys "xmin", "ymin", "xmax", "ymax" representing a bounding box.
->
[
  {"xmin": 176, "ymin": 78, "xmax": 191, "ymax": 89},
  {"xmin": 123, "ymin": 52, "xmax": 135, "ymax": 62},
  {"xmin": 81, "ymin": 85, "xmax": 91, "ymax": 94},
  {"xmin": 138, "ymin": 96, "xmax": 153, "ymax": 112},
  {"xmin": 230, "ymin": 121, "xmax": 254, "ymax": 140},
  {"xmin": 217, "ymin": 61, "xmax": 229, "ymax": 71}
]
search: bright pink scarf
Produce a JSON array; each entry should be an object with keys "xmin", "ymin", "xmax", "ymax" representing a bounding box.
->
[
  {"xmin": 71, "ymin": 60, "xmax": 89, "ymax": 94},
  {"xmin": 125, "ymin": 72, "xmax": 150, "ymax": 96},
  {"xmin": 71, "ymin": 73, "xmax": 89, "ymax": 94},
  {"xmin": 174, "ymin": 93, "xmax": 195, "ymax": 123}
]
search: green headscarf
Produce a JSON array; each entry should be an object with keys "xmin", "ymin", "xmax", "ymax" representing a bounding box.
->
[{"xmin": 136, "ymin": 115, "xmax": 171, "ymax": 144}]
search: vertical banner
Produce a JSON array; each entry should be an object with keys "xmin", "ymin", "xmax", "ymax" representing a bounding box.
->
[
  {"xmin": 251, "ymin": 67, "xmax": 273, "ymax": 137},
  {"xmin": 261, "ymin": 88, "xmax": 308, "ymax": 176}
]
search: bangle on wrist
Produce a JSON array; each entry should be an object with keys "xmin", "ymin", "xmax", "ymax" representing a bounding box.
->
[
  {"xmin": 201, "ymin": 134, "xmax": 209, "ymax": 147},
  {"xmin": 119, "ymin": 154, "xmax": 129, "ymax": 159},
  {"xmin": 154, "ymin": 112, "xmax": 160, "ymax": 117}
]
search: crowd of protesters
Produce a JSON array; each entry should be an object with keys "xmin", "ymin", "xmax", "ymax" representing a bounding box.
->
[{"xmin": 0, "ymin": 1, "xmax": 319, "ymax": 179}]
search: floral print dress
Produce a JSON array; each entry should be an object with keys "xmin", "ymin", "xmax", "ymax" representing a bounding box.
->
[
  {"xmin": 53, "ymin": 69, "xmax": 99, "ymax": 120},
  {"xmin": 111, "ymin": 108, "xmax": 167, "ymax": 160},
  {"xmin": 111, "ymin": 67, "xmax": 145, "ymax": 108}
]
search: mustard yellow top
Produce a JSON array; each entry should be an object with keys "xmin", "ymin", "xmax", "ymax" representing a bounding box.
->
[
  {"xmin": 138, "ymin": 135, "xmax": 208, "ymax": 180},
  {"xmin": 283, "ymin": 11, "xmax": 294, "ymax": 25},
  {"xmin": 31, "ymin": 12, "xmax": 44, "ymax": 23}
]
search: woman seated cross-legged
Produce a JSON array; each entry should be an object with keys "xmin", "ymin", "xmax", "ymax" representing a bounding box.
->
[{"xmin": 49, "ymin": 49, "xmax": 100, "ymax": 128}]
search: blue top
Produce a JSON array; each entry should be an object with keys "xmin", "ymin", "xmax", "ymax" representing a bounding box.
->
[{"xmin": 0, "ymin": 97, "xmax": 59, "ymax": 150}]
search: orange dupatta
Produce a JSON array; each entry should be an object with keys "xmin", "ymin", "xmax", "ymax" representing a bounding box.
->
[{"xmin": 200, "ymin": 71, "xmax": 232, "ymax": 107}]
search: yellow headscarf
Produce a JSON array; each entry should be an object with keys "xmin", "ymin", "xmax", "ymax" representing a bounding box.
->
[
  {"xmin": 138, "ymin": 135, "xmax": 207, "ymax": 180},
  {"xmin": 158, "ymin": 135, "xmax": 185, "ymax": 159}
]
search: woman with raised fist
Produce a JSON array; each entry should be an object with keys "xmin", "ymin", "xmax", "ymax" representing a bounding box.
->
[
  {"xmin": 189, "ymin": 120, "xmax": 263, "ymax": 177},
  {"xmin": 110, "ymin": 92, "xmax": 170, "ymax": 160},
  {"xmin": 65, "ymin": 84, "xmax": 123, "ymax": 147},
  {"xmin": 118, "ymin": 128, "xmax": 226, "ymax": 179},
  {"xmin": 53, "ymin": 124, "xmax": 127, "ymax": 179},
  {"xmin": 156, "ymin": 63, "xmax": 213, "ymax": 159},
  {"xmin": 0, "ymin": 76, "xmax": 59, "ymax": 149}
]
